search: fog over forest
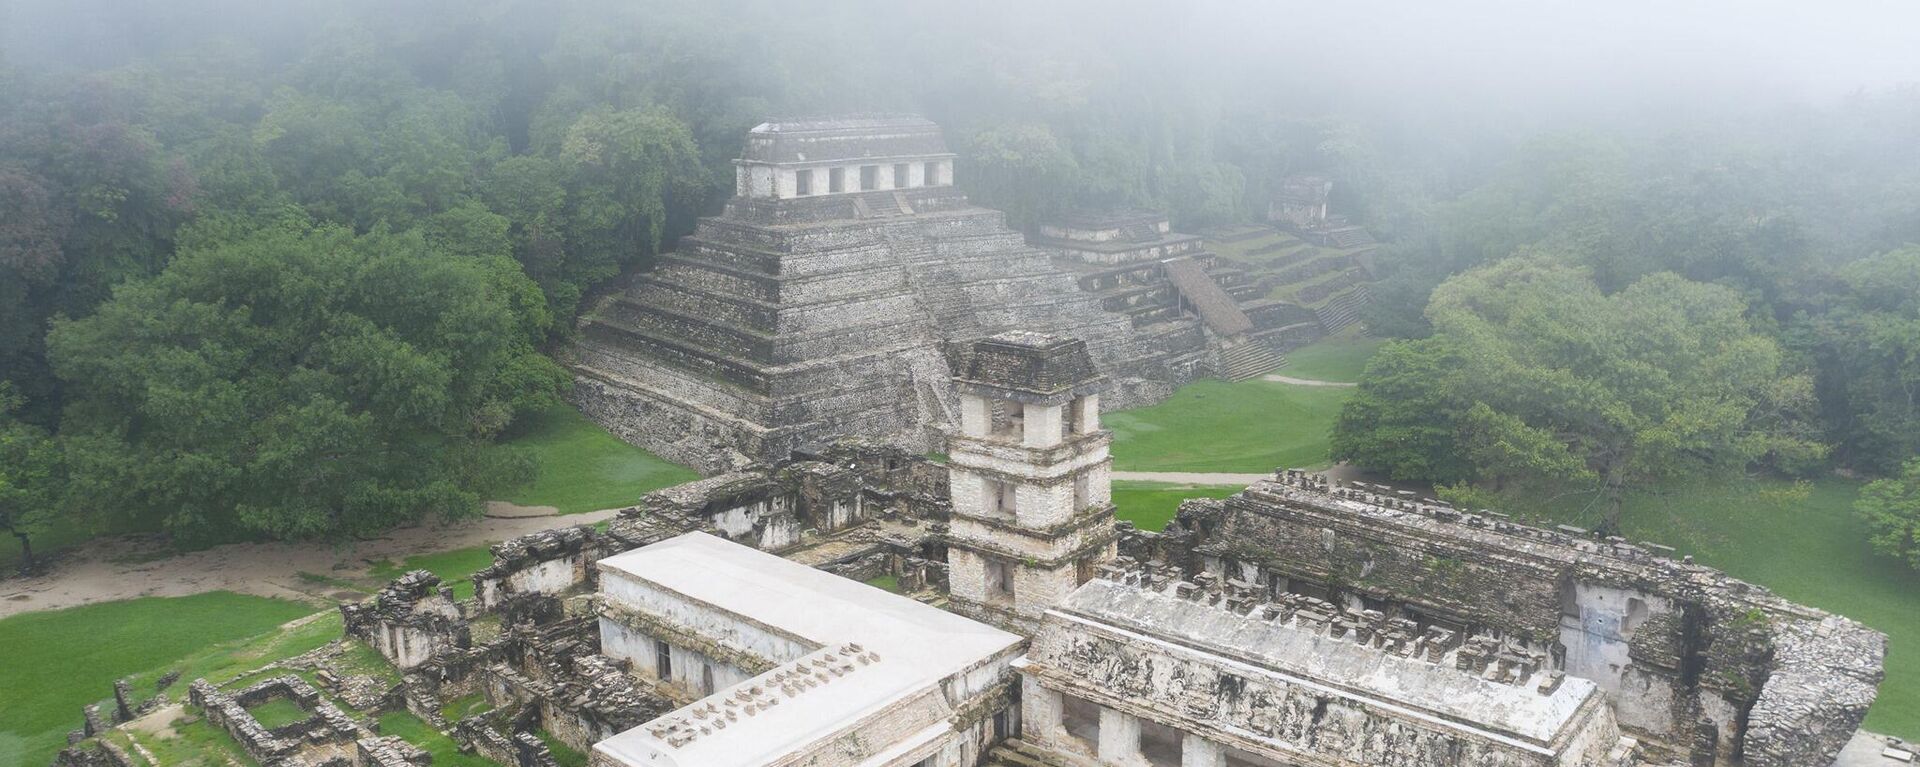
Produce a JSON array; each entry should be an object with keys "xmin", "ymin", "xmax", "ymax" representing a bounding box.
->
[{"xmin": 2, "ymin": 0, "xmax": 1919, "ymax": 555}]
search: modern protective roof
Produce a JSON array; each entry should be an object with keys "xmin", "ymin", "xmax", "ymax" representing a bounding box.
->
[{"xmin": 592, "ymin": 532, "xmax": 1022, "ymax": 767}]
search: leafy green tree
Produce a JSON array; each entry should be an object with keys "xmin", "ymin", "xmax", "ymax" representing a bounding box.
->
[
  {"xmin": 1334, "ymin": 258, "xmax": 1823, "ymax": 531},
  {"xmin": 47, "ymin": 222, "xmax": 566, "ymax": 543},
  {"xmin": 1802, "ymin": 247, "xmax": 1920, "ymax": 473},
  {"xmin": 0, "ymin": 386, "xmax": 66, "ymax": 574},
  {"xmin": 1857, "ymin": 458, "xmax": 1920, "ymax": 571},
  {"xmin": 962, "ymin": 122, "xmax": 1080, "ymax": 230},
  {"xmin": 559, "ymin": 106, "xmax": 704, "ymax": 303}
]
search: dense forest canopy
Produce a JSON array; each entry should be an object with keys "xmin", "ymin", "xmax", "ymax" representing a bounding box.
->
[{"xmin": 3, "ymin": 0, "xmax": 1920, "ymax": 563}]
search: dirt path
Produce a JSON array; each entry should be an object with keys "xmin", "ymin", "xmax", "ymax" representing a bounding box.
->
[
  {"xmin": 0, "ymin": 507, "xmax": 623, "ymax": 619},
  {"xmin": 1261, "ymin": 374, "xmax": 1358, "ymax": 387}
]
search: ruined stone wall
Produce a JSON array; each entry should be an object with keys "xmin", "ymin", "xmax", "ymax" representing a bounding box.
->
[
  {"xmin": 1145, "ymin": 470, "xmax": 1885, "ymax": 766},
  {"xmin": 340, "ymin": 571, "xmax": 469, "ymax": 670}
]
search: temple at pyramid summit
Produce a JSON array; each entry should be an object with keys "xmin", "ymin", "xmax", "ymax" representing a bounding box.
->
[{"xmin": 566, "ymin": 116, "xmax": 1175, "ymax": 472}]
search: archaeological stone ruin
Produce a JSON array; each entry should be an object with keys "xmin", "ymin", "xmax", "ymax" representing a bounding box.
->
[
  {"xmin": 567, "ymin": 116, "xmax": 1380, "ymax": 473},
  {"xmin": 48, "ymin": 121, "xmax": 1893, "ymax": 767}
]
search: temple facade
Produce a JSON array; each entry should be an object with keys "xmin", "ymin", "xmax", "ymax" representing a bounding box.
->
[{"xmin": 567, "ymin": 117, "xmax": 1175, "ymax": 473}]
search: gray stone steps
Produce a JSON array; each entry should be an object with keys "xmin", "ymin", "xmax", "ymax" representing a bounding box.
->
[{"xmin": 1220, "ymin": 340, "xmax": 1286, "ymax": 381}]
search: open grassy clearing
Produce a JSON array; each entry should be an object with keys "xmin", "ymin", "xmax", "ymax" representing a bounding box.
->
[
  {"xmin": 0, "ymin": 592, "xmax": 320, "ymax": 767},
  {"xmin": 1106, "ymin": 378, "xmax": 1350, "ymax": 473},
  {"xmin": 1490, "ymin": 477, "xmax": 1920, "ymax": 739},
  {"xmin": 492, "ymin": 404, "xmax": 698, "ymax": 515},
  {"xmin": 246, "ymin": 697, "xmax": 311, "ymax": 729},
  {"xmin": 1279, "ymin": 336, "xmax": 1384, "ymax": 383},
  {"xmin": 1112, "ymin": 481, "xmax": 1244, "ymax": 532}
]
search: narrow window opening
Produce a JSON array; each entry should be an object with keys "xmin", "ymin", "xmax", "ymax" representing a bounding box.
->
[
  {"xmin": 924, "ymin": 161, "xmax": 941, "ymax": 186},
  {"xmin": 795, "ymin": 169, "xmax": 813, "ymax": 196},
  {"xmin": 894, "ymin": 163, "xmax": 911, "ymax": 187},
  {"xmin": 985, "ymin": 559, "xmax": 1015, "ymax": 605},
  {"xmin": 654, "ymin": 639, "xmax": 673, "ymax": 680},
  {"xmin": 860, "ymin": 164, "xmax": 879, "ymax": 191},
  {"xmin": 829, "ymin": 167, "xmax": 846, "ymax": 193}
]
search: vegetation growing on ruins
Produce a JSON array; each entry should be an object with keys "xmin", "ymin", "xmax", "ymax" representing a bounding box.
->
[
  {"xmin": 1517, "ymin": 477, "xmax": 1920, "ymax": 738},
  {"xmin": 0, "ymin": 593, "xmax": 318, "ymax": 767}
]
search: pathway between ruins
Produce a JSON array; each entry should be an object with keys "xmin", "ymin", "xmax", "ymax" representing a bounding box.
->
[
  {"xmin": 1261, "ymin": 373, "xmax": 1358, "ymax": 387},
  {"xmin": 0, "ymin": 506, "xmax": 623, "ymax": 618}
]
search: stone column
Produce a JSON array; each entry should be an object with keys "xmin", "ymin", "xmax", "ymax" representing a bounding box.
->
[
  {"xmin": 1022, "ymin": 678, "xmax": 1066, "ymax": 747},
  {"xmin": 1182, "ymin": 733, "xmax": 1228, "ymax": 767},
  {"xmin": 1098, "ymin": 706, "xmax": 1144, "ymax": 766},
  {"xmin": 1023, "ymin": 402, "xmax": 1064, "ymax": 448}
]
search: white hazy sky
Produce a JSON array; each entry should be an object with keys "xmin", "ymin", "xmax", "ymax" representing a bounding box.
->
[{"xmin": 1190, "ymin": 0, "xmax": 1920, "ymax": 103}]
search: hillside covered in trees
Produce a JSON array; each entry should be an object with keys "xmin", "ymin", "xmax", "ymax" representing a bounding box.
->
[{"xmin": 4, "ymin": 0, "xmax": 1920, "ymax": 574}]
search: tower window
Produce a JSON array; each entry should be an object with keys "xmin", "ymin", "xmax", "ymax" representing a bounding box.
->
[{"xmin": 986, "ymin": 559, "xmax": 1015, "ymax": 604}]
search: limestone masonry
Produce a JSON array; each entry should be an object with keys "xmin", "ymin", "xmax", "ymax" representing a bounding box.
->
[{"xmin": 567, "ymin": 116, "xmax": 1381, "ymax": 472}]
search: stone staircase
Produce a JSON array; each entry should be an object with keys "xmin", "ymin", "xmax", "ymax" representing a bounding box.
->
[
  {"xmin": 1314, "ymin": 284, "xmax": 1370, "ymax": 334},
  {"xmin": 1219, "ymin": 339, "xmax": 1285, "ymax": 381},
  {"xmin": 1122, "ymin": 221, "xmax": 1160, "ymax": 241},
  {"xmin": 985, "ymin": 738, "xmax": 1068, "ymax": 767},
  {"xmin": 881, "ymin": 222, "xmax": 986, "ymax": 340},
  {"xmin": 853, "ymin": 190, "xmax": 915, "ymax": 219}
]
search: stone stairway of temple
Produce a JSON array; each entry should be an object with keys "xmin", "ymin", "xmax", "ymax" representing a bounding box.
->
[
  {"xmin": 1122, "ymin": 221, "xmax": 1160, "ymax": 241},
  {"xmin": 1315, "ymin": 284, "xmax": 1370, "ymax": 334},
  {"xmin": 881, "ymin": 221, "xmax": 987, "ymax": 341},
  {"xmin": 1218, "ymin": 339, "xmax": 1286, "ymax": 381},
  {"xmin": 1162, "ymin": 257, "xmax": 1254, "ymax": 337},
  {"xmin": 853, "ymin": 190, "xmax": 916, "ymax": 218}
]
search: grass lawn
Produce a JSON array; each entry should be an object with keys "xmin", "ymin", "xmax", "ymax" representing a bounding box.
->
[
  {"xmin": 0, "ymin": 592, "xmax": 320, "ymax": 767},
  {"xmin": 246, "ymin": 696, "xmax": 312, "ymax": 729},
  {"xmin": 1106, "ymin": 378, "xmax": 1350, "ymax": 473},
  {"xmin": 1512, "ymin": 477, "xmax": 1920, "ymax": 740},
  {"xmin": 492, "ymin": 404, "xmax": 698, "ymax": 515},
  {"xmin": 1112, "ymin": 481, "xmax": 1243, "ymax": 531},
  {"xmin": 369, "ymin": 545, "xmax": 499, "ymax": 600},
  {"xmin": 864, "ymin": 574, "xmax": 901, "ymax": 593},
  {"xmin": 379, "ymin": 711, "xmax": 504, "ymax": 767},
  {"xmin": 1280, "ymin": 336, "xmax": 1384, "ymax": 383},
  {"xmin": 539, "ymin": 730, "xmax": 590, "ymax": 767}
]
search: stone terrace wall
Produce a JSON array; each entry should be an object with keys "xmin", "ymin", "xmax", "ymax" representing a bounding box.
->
[{"xmin": 1135, "ymin": 469, "xmax": 1885, "ymax": 767}]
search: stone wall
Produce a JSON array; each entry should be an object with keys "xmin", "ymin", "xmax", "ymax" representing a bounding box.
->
[
  {"xmin": 340, "ymin": 571, "xmax": 469, "ymax": 669},
  {"xmin": 1134, "ymin": 469, "xmax": 1885, "ymax": 766}
]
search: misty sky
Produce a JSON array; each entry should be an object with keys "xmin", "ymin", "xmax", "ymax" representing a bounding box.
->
[{"xmin": 1195, "ymin": 0, "xmax": 1919, "ymax": 103}]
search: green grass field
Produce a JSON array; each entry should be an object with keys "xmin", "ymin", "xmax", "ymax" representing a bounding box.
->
[
  {"xmin": 1511, "ymin": 477, "xmax": 1920, "ymax": 739},
  {"xmin": 493, "ymin": 404, "xmax": 699, "ymax": 514},
  {"xmin": 1279, "ymin": 337, "xmax": 1384, "ymax": 383},
  {"xmin": 0, "ymin": 593, "xmax": 321, "ymax": 767},
  {"xmin": 379, "ymin": 711, "xmax": 504, "ymax": 766},
  {"xmin": 1112, "ymin": 481, "xmax": 1244, "ymax": 531},
  {"xmin": 368, "ymin": 545, "xmax": 499, "ymax": 600},
  {"xmin": 1106, "ymin": 378, "xmax": 1350, "ymax": 473}
]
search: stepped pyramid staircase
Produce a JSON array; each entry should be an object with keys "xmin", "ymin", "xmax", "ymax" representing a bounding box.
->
[
  {"xmin": 1219, "ymin": 338, "xmax": 1286, "ymax": 382},
  {"xmin": 1163, "ymin": 257, "xmax": 1285, "ymax": 381}
]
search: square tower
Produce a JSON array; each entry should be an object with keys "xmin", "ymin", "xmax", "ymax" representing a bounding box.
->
[{"xmin": 945, "ymin": 332, "xmax": 1118, "ymax": 630}]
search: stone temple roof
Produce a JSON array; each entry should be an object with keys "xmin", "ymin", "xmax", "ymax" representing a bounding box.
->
[
  {"xmin": 593, "ymin": 532, "xmax": 1022, "ymax": 767},
  {"xmin": 740, "ymin": 115, "xmax": 952, "ymax": 165},
  {"xmin": 955, "ymin": 332, "xmax": 1108, "ymax": 402}
]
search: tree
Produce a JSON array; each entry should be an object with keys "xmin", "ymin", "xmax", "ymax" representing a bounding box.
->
[
  {"xmin": 0, "ymin": 386, "xmax": 66, "ymax": 574},
  {"xmin": 1802, "ymin": 247, "xmax": 1920, "ymax": 474},
  {"xmin": 1333, "ymin": 257, "xmax": 1822, "ymax": 531},
  {"xmin": 47, "ymin": 221, "xmax": 566, "ymax": 543},
  {"xmin": 1857, "ymin": 458, "xmax": 1920, "ymax": 571}
]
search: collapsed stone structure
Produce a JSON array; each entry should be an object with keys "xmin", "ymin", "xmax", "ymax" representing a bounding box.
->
[
  {"xmin": 52, "ymin": 334, "xmax": 1864, "ymax": 767},
  {"xmin": 570, "ymin": 117, "xmax": 1176, "ymax": 472},
  {"xmin": 1077, "ymin": 469, "xmax": 1887, "ymax": 767},
  {"xmin": 312, "ymin": 333, "xmax": 1887, "ymax": 767}
]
